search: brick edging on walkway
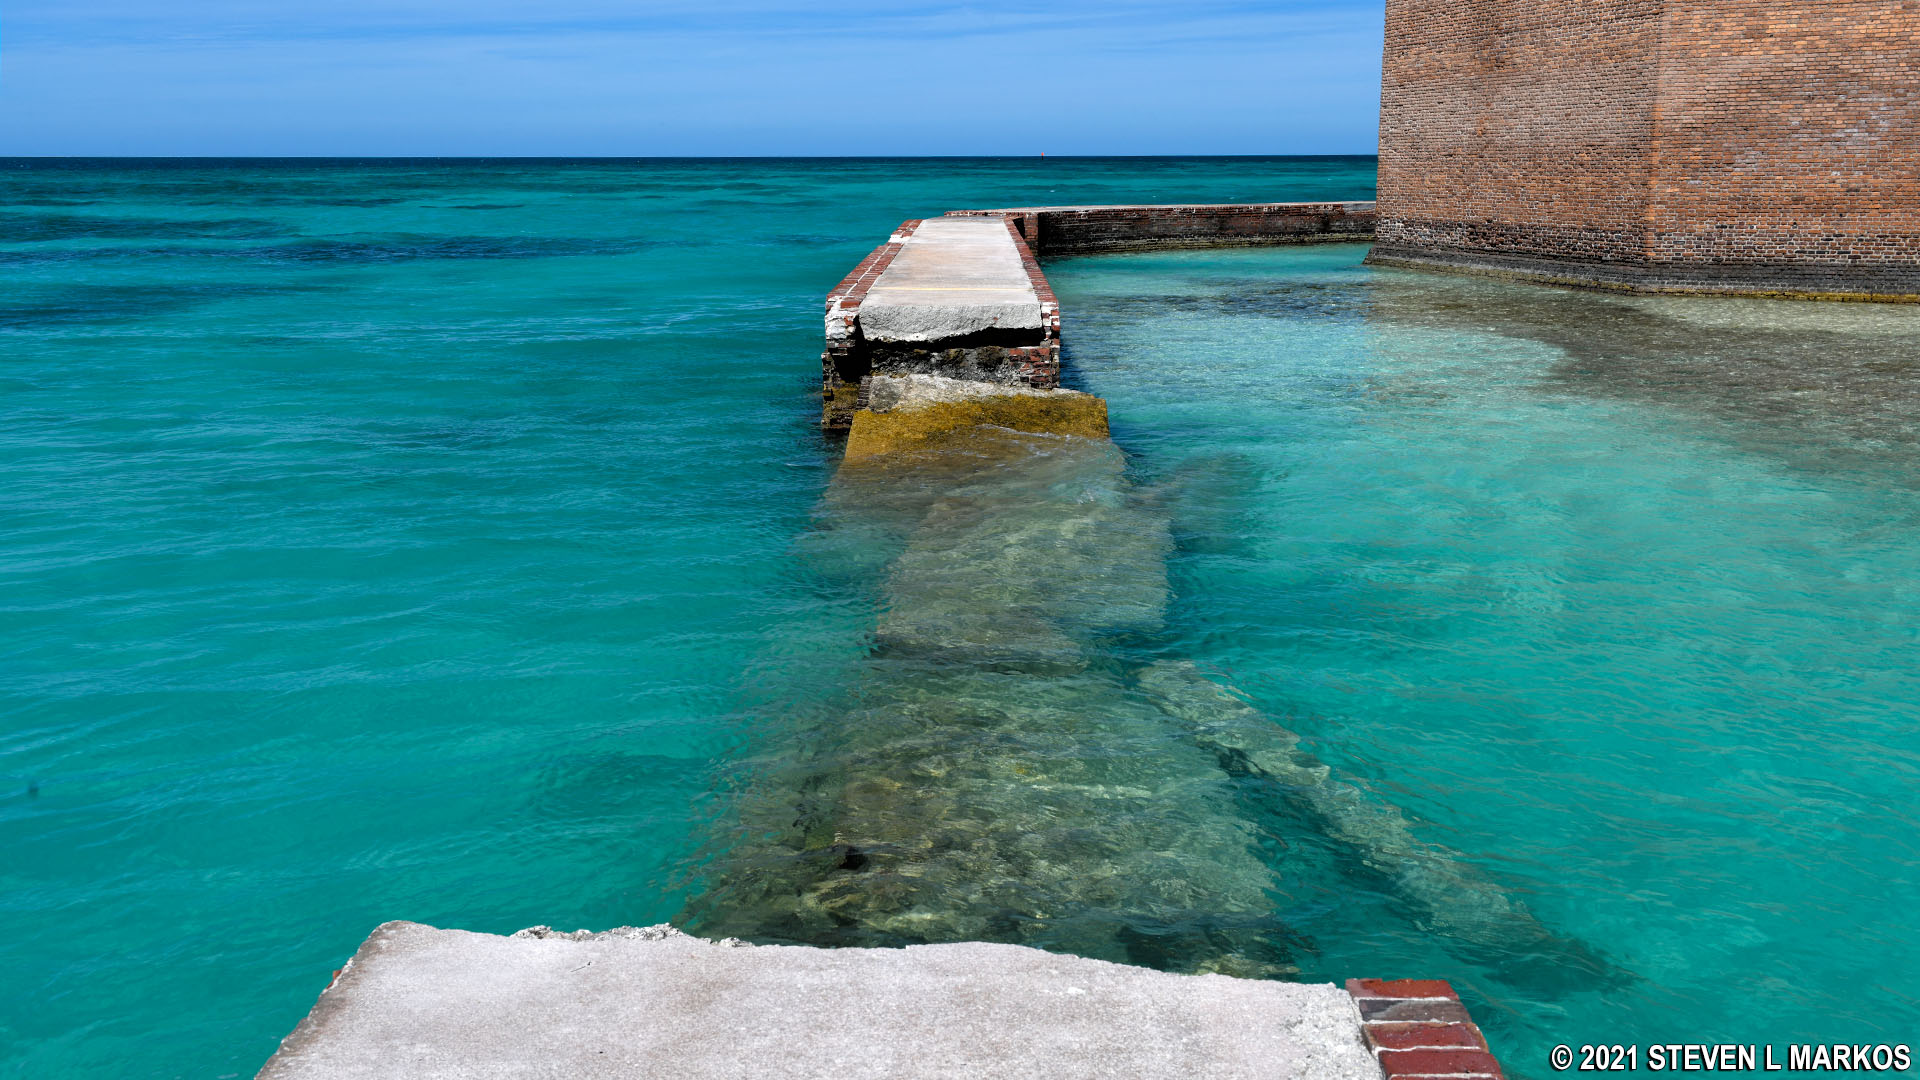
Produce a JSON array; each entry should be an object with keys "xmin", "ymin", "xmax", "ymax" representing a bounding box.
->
[
  {"xmin": 998, "ymin": 215, "xmax": 1062, "ymax": 388},
  {"xmin": 827, "ymin": 218, "xmax": 921, "ymax": 316},
  {"xmin": 1348, "ymin": 979, "xmax": 1504, "ymax": 1079},
  {"xmin": 820, "ymin": 219, "xmax": 923, "ymax": 428}
]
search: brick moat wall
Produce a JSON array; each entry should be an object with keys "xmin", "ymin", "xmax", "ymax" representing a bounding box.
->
[
  {"xmin": 948, "ymin": 203, "xmax": 1376, "ymax": 255},
  {"xmin": 1647, "ymin": 1, "xmax": 1920, "ymax": 271},
  {"xmin": 1376, "ymin": 0, "xmax": 1664, "ymax": 266},
  {"xmin": 1374, "ymin": 0, "xmax": 1920, "ymax": 297}
]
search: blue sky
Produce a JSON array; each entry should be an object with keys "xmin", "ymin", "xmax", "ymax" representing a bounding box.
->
[{"xmin": 0, "ymin": 1, "xmax": 1384, "ymax": 156}]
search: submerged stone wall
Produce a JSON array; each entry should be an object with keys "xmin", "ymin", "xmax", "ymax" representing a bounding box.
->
[{"xmin": 1372, "ymin": 0, "xmax": 1920, "ymax": 299}]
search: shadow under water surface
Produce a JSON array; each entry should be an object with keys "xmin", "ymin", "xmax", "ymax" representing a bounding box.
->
[{"xmin": 1358, "ymin": 271, "xmax": 1920, "ymax": 481}]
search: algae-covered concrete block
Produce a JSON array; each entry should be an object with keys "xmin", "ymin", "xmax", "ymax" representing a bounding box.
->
[{"xmin": 843, "ymin": 374, "xmax": 1109, "ymax": 461}]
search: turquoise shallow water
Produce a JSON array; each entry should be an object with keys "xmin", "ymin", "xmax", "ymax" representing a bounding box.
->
[
  {"xmin": 1053, "ymin": 248, "xmax": 1920, "ymax": 1070},
  {"xmin": 2, "ymin": 159, "xmax": 1917, "ymax": 1078}
]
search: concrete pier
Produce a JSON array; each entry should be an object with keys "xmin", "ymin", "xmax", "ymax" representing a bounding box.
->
[
  {"xmin": 823, "ymin": 215, "xmax": 1060, "ymax": 431},
  {"xmin": 260, "ymin": 924, "xmax": 1508, "ymax": 1079},
  {"xmin": 822, "ymin": 203, "xmax": 1378, "ymax": 430}
]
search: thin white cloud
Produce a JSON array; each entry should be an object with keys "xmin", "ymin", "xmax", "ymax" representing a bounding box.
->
[{"xmin": 9, "ymin": 0, "xmax": 1373, "ymax": 47}]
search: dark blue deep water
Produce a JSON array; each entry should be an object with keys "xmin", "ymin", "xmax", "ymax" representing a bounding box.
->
[{"xmin": 3, "ymin": 158, "xmax": 1916, "ymax": 1078}]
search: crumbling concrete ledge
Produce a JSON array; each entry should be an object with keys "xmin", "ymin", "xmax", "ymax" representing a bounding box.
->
[{"xmin": 259, "ymin": 921, "xmax": 1381, "ymax": 1080}]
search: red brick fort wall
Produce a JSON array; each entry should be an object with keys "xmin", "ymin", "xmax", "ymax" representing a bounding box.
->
[
  {"xmin": 1648, "ymin": 1, "xmax": 1920, "ymax": 271},
  {"xmin": 1373, "ymin": 0, "xmax": 1920, "ymax": 297},
  {"xmin": 1376, "ymin": 0, "xmax": 1665, "ymax": 265}
]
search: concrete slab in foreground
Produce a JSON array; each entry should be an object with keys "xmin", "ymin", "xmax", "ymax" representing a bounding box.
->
[{"xmin": 260, "ymin": 922, "xmax": 1382, "ymax": 1080}]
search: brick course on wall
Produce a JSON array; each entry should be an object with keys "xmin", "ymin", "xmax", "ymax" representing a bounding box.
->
[
  {"xmin": 1373, "ymin": 0, "xmax": 1920, "ymax": 298},
  {"xmin": 1376, "ymin": 0, "xmax": 1664, "ymax": 265},
  {"xmin": 998, "ymin": 216, "xmax": 1063, "ymax": 389},
  {"xmin": 1648, "ymin": 1, "xmax": 1920, "ymax": 270}
]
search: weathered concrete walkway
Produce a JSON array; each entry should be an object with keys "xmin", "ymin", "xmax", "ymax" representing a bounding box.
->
[
  {"xmin": 857, "ymin": 216, "xmax": 1044, "ymax": 344},
  {"xmin": 260, "ymin": 922, "xmax": 1383, "ymax": 1080}
]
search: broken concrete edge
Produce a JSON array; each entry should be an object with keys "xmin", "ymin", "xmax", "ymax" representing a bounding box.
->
[
  {"xmin": 271, "ymin": 920, "xmax": 397, "ymax": 1071},
  {"xmin": 1366, "ymin": 245, "xmax": 1920, "ymax": 303},
  {"xmin": 268, "ymin": 923, "xmax": 690, "ymax": 1073},
  {"xmin": 1348, "ymin": 978, "xmax": 1506, "ymax": 1080},
  {"xmin": 862, "ymin": 371, "xmax": 1080, "ymax": 413}
]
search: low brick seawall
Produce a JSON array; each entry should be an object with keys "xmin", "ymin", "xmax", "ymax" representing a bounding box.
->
[
  {"xmin": 998, "ymin": 215, "xmax": 1063, "ymax": 384},
  {"xmin": 822, "ymin": 219, "xmax": 918, "ymax": 431},
  {"xmin": 947, "ymin": 202, "xmax": 1376, "ymax": 256}
]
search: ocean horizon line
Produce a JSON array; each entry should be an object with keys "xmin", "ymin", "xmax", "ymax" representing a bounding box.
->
[{"xmin": 0, "ymin": 153, "xmax": 1380, "ymax": 164}]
